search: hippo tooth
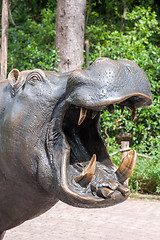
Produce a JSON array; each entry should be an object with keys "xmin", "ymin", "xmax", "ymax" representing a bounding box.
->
[
  {"xmin": 131, "ymin": 109, "xmax": 137, "ymax": 121},
  {"xmin": 116, "ymin": 150, "xmax": 137, "ymax": 184},
  {"xmin": 78, "ymin": 107, "xmax": 87, "ymax": 125},
  {"xmin": 118, "ymin": 185, "xmax": 130, "ymax": 196},
  {"xmin": 96, "ymin": 187, "xmax": 114, "ymax": 198},
  {"xmin": 91, "ymin": 111, "xmax": 98, "ymax": 119},
  {"xmin": 108, "ymin": 104, "xmax": 114, "ymax": 114},
  {"xmin": 75, "ymin": 154, "xmax": 96, "ymax": 187},
  {"xmin": 90, "ymin": 184, "xmax": 98, "ymax": 192},
  {"xmin": 129, "ymin": 103, "xmax": 137, "ymax": 121},
  {"xmin": 126, "ymin": 102, "xmax": 137, "ymax": 121}
]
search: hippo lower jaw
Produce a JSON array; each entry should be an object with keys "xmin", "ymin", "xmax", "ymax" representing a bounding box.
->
[{"xmin": 47, "ymin": 98, "xmax": 140, "ymax": 208}]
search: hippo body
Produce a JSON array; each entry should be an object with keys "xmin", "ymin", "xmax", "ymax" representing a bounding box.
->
[
  {"xmin": 0, "ymin": 73, "xmax": 63, "ymax": 231},
  {"xmin": 0, "ymin": 58, "xmax": 152, "ymax": 236}
]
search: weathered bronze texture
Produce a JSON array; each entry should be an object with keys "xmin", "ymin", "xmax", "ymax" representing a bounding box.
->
[{"xmin": 0, "ymin": 58, "xmax": 152, "ymax": 236}]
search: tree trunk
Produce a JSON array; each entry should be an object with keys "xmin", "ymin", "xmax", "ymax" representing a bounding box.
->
[
  {"xmin": 1, "ymin": 0, "xmax": 9, "ymax": 80},
  {"xmin": 120, "ymin": 0, "xmax": 127, "ymax": 32},
  {"xmin": 55, "ymin": 0, "xmax": 86, "ymax": 73}
]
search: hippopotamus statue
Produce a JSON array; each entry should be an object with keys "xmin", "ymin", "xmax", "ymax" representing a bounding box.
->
[{"xmin": 0, "ymin": 58, "xmax": 152, "ymax": 238}]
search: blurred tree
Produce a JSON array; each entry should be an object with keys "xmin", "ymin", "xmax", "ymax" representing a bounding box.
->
[
  {"xmin": 1, "ymin": 0, "xmax": 8, "ymax": 79},
  {"xmin": 55, "ymin": 0, "xmax": 86, "ymax": 72}
]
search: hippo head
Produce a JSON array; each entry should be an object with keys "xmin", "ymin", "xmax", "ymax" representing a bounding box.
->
[{"xmin": 7, "ymin": 58, "xmax": 152, "ymax": 208}]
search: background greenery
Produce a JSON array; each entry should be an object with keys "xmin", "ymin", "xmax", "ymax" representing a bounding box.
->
[
  {"xmin": 0, "ymin": 0, "xmax": 160, "ymax": 194},
  {"xmin": 85, "ymin": 0, "xmax": 160, "ymax": 194}
]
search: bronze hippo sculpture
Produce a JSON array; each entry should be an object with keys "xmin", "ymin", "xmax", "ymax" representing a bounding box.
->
[{"xmin": 0, "ymin": 58, "xmax": 152, "ymax": 238}]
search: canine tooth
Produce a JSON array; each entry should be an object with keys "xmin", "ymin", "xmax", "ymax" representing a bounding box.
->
[
  {"xmin": 75, "ymin": 154, "xmax": 96, "ymax": 187},
  {"xmin": 96, "ymin": 187, "xmax": 114, "ymax": 198},
  {"xmin": 127, "ymin": 102, "xmax": 137, "ymax": 121},
  {"xmin": 131, "ymin": 109, "xmax": 137, "ymax": 121},
  {"xmin": 116, "ymin": 150, "xmax": 137, "ymax": 184},
  {"xmin": 108, "ymin": 104, "xmax": 114, "ymax": 114},
  {"xmin": 92, "ymin": 111, "xmax": 98, "ymax": 119},
  {"xmin": 78, "ymin": 107, "xmax": 87, "ymax": 125}
]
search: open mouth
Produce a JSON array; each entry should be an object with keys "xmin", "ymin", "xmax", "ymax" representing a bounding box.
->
[
  {"xmin": 56, "ymin": 99, "xmax": 139, "ymax": 206},
  {"xmin": 45, "ymin": 58, "xmax": 152, "ymax": 207}
]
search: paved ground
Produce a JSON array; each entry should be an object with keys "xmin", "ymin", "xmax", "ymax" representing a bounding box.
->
[{"xmin": 5, "ymin": 198, "xmax": 160, "ymax": 240}]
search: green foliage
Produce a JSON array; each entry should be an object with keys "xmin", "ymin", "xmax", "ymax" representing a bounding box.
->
[
  {"xmin": 86, "ymin": 4, "xmax": 160, "ymax": 194},
  {"xmin": 7, "ymin": 3, "xmax": 59, "ymax": 71},
  {"xmin": 129, "ymin": 152, "xmax": 160, "ymax": 194}
]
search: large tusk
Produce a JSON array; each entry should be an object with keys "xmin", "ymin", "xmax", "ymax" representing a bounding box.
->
[
  {"xmin": 116, "ymin": 150, "xmax": 137, "ymax": 184},
  {"xmin": 75, "ymin": 154, "xmax": 96, "ymax": 187},
  {"xmin": 78, "ymin": 107, "xmax": 87, "ymax": 125}
]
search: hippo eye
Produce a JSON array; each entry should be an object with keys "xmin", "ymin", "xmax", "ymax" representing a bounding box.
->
[{"xmin": 26, "ymin": 69, "xmax": 47, "ymax": 85}]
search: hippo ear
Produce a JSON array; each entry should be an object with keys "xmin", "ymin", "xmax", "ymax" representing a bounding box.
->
[{"xmin": 8, "ymin": 69, "xmax": 24, "ymax": 91}]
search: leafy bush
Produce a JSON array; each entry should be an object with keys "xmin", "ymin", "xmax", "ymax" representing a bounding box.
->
[
  {"xmin": 7, "ymin": 8, "xmax": 59, "ymax": 72},
  {"xmin": 129, "ymin": 151, "xmax": 160, "ymax": 194}
]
